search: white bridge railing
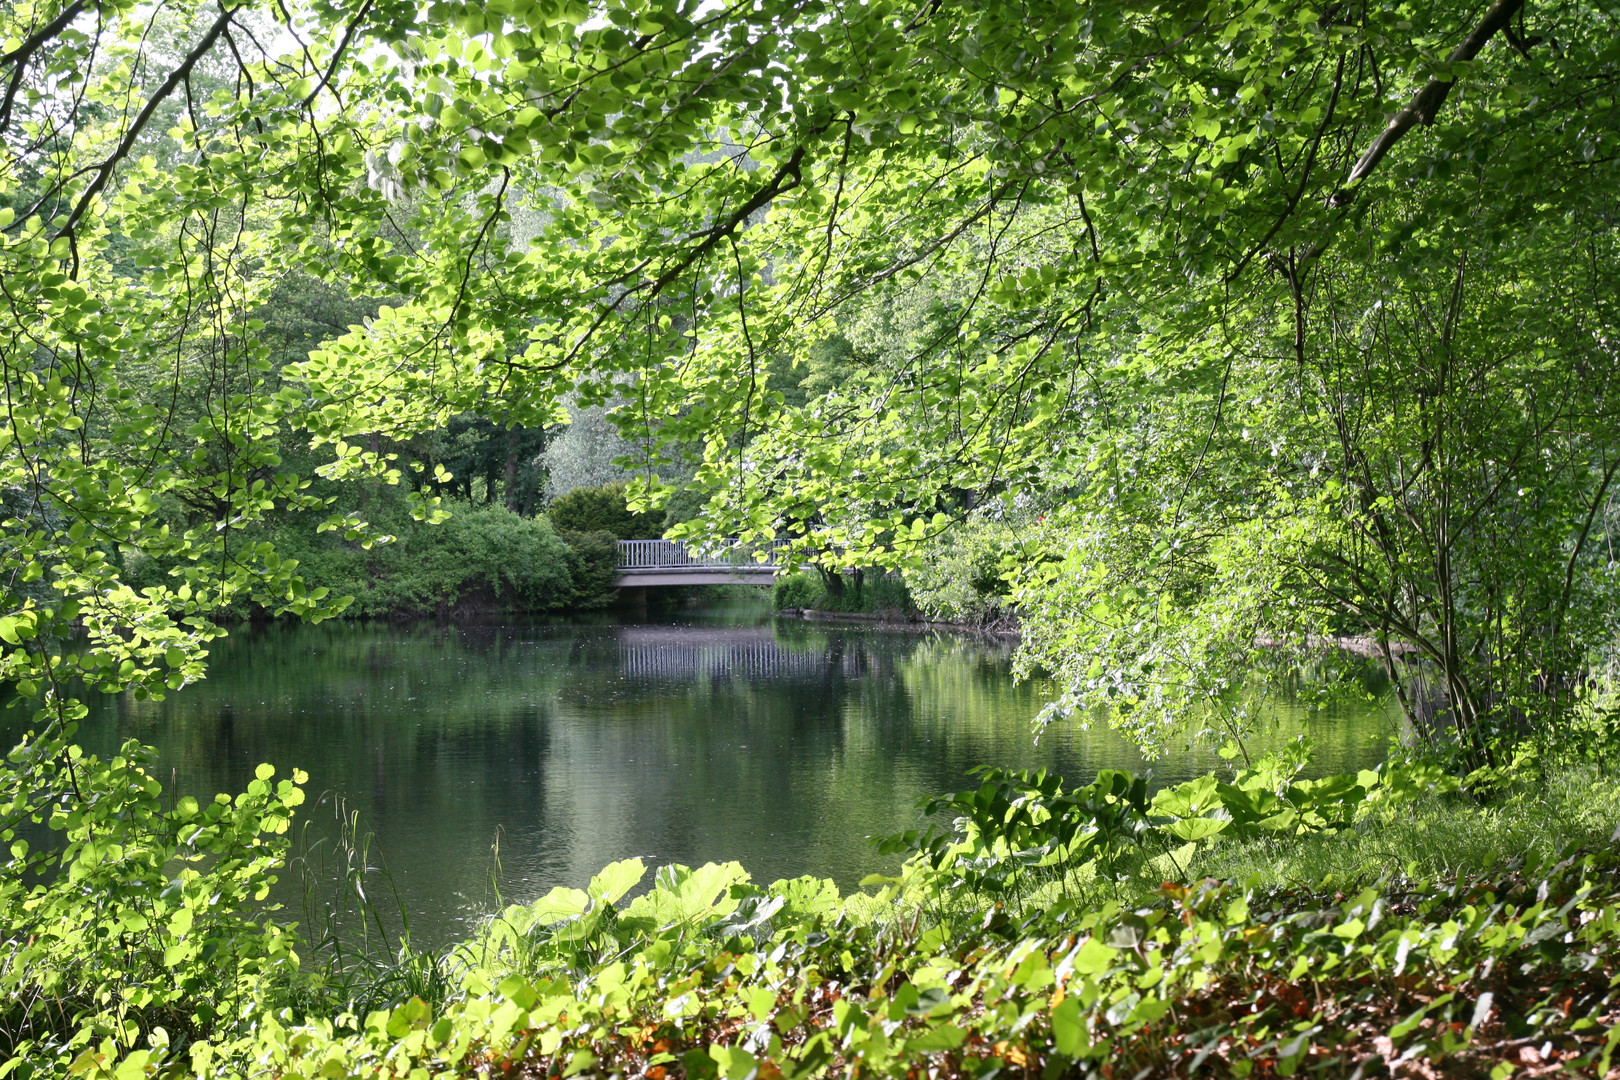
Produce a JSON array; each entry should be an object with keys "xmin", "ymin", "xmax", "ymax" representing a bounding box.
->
[{"xmin": 616, "ymin": 538, "xmax": 783, "ymax": 572}]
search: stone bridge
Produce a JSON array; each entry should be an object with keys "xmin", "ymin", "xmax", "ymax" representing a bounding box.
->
[{"xmin": 614, "ymin": 539, "xmax": 781, "ymax": 588}]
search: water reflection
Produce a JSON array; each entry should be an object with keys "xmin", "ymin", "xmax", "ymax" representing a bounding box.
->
[{"xmin": 5, "ymin": 603, "xmax": 1396, "ymax": 945}]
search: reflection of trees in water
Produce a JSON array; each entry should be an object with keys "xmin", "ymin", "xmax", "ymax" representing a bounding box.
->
[{"xmin": 13, "ymin": 615, "xmax": 1397, "ymax": 947}]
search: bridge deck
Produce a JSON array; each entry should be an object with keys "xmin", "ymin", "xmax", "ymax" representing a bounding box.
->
[{"xmin": 615, "ymin": 539, "xmax": 781, "ymax": 588}]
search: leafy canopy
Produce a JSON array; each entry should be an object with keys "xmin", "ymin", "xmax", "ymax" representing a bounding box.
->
[{"xmin": 2, "ymin": 0, "xmax": 1617, "ymax": 760}]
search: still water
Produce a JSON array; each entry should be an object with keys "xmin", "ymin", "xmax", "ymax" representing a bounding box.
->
[{"xmin": 27, "ymin": 601, "xmax": 1396, "ymax": 945}]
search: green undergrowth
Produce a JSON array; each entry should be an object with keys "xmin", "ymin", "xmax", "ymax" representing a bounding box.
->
[
  {"xmin": 1183, "ymin": 764, "xmax": 1620, "ymax": 896},
  {"xmin": 6, "ymin": 737, "xmax": 1620, "ymax": 1079},
  {"xmin": 772, "ymin": 572, "xmax": 914, "ymax": 617}
]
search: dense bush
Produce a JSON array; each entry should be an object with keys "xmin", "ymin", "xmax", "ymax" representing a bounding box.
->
[
  {"xmin": 321, "ymin": 503, "xmax": 578, "ymax": 617},
  {"xmin": 557, "ymin": 529, "xmax": 622, "ymax": 609},
  {"xmin": 252, "ymin": 500, "xmax": 579, "ymax": 618},
  {"xmin": 546, "ymin": 482, "xmax": 662, "ymax": 539},
  {"xmin": 772, "ymin": 571, "xmax": 822, "ymax": 610},
  {"xmin": 129, "ymin": 497, "xmax": 654, "ymax": 618},
  {"xmin": 370, "ymin": 503, "xmax": 576, "ymax": 615},
  {"xmin": 0, "ymin": 740, "xmax": 306, "ymax": 1068},
  {"xmin": 842, "ymin": 573, "xmax": 912, "ymax": 615},
  {"xmin": 773, "ymin": 570, "xmax": 913, "ymax": 616}
]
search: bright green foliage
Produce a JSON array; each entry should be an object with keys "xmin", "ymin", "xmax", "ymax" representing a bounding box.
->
[
  {"xmin": 1005, "ymin": 194, "xmax": 1620, "ymax": 759},
  {"xmin": 3, "ymin": 0, "xmax": 1617, "ymax": 768},
  {"xmin": 430, "ymin": 852, "xmax": 1620, "ymax": 1080},
  {"xmin": 772, "ymin": 573, "xmax": 822, "ymax": 612},
  {"xmin": 0, "ymin": 743, "xmax": 306, "ymax": 1068},
  {"xmin": 772, "ymin": 571, "xmax": 914, "ymax": 616},
  {"xmin": 0, "ymin": 0, "xmax": 436, "ymax": 785},
  {"xmin": 2, "ymin": 0, "xmax": 1618, "ymax": 1075},
  {"xmin": 354, "ymin": 502, "xmax": 576, "ymax": 616},
  {"xmin": 6, "ymin": 729, "xmax": 1620, "ymax": 1078},
  {"xmin": 20, "ymin": 786, "xmax": 1620, "ymax": 1078},
  {"xmin": 906, "ymin": 514, "xmax": 1035, "ymax": 626},
  {"xmin": 235, "ymin": 500, "xmax": 577, "ymax": 617},
  {"xmin": 879, "ymin": 752, "xmax": 1401, "ymax": 902}
]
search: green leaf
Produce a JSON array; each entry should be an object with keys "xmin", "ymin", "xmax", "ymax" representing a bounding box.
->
[
  {"xmin": 587, "ymin": 857, "xmax": 646, "ymax": 905},
  {"xmin": 1051, "ymin": 995, "xmax": 1086, "ymax": 1056},
  {"xmin": 1070, "ymin": 937, "xmax": 1118, "ymax": 976},
  {"xmin": 909, "ymin": 1023, "xmax": 967, "ymax": 1051},
  {"xmin": 1166, "ymin": 817, "xmax": 1228, "ymax": 841}
]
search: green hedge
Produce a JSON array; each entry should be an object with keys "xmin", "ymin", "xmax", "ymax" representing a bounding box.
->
[
  {"xmin": 772, "ymin": 570, "xmax": 913, "ymax": 616},
  {"xmin": 772, "ymin": 571, "xmax": 822, "ymax": 610},
  {"xmin": 121, "ymin": 498, "xmax": 629, "ymax": 619},
  {"xmin": 268, "ymin": 502, "xmax": 577, "ymax": 617},
  {"xmin": 557, "ymin": 528, "xmax": 622, "ymax": 609},
  {"xmin": 547, "ymin": 482, "xmax": 662, "ymax": 539}
]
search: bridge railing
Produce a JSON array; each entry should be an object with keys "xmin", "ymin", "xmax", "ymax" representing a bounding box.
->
[{"xmin": 617, "ymin": 538, "xmax": 783, "ymax": 571}]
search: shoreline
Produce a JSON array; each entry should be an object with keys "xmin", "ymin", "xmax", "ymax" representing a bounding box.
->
[{"xmin": 773, "ymin": 606, "xmax": 1022, "ymax": 637}]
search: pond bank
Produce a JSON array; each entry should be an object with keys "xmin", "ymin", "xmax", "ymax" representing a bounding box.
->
[{"xmin": 774, "ymin": 605, "xmax": 1021, "ymax": 636}]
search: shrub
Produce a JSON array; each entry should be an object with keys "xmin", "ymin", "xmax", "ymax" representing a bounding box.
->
[
  {"xmin": 352, "ymin": 502, "xmax": 576, "ymax": 616},
  {"xmin": 857, "ymin": 573, "xmax": 912, "ymax": 614},
  {"xmin": 558, "ymin": 529, "xmax": 621, "ymax": 608},
  {"xmin": 15, "ymin": 739, "xmax": 1620, "ymax": 1080},
  {"xmin": 906, "ymin": 516, "xmax": 1023, "ymax": 624},
  {"xmin": 772, "ymin": 571, "xmax": 823, "ymax": 610},
  {"xmin": 546, "ymin": 482, "xmax": 661, "ymax": 539},
  {"xmin": 773, "ymin": 570, "xmax": 913, "ymax": 615},
  {"xmin": 1, "ymin": 739, "xmax": 307, "ymax": 1066}
]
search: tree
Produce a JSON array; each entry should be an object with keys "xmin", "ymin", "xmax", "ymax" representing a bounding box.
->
[
  {"xmin": 547, "ymin": 481, "xmax": 662, "ymax": 539},
  {"xmin": 541, "ymin": 403, "xmax": 637, "ymax": 502},
  {"xmin": 3, "ymin": 0, "xmax": 1618, "ymax": 771},
  {"xmin": 1012, "ymin": 191, "xmax": 1620, "ymax": 762},
  {"xmin": 408, "ymin": 416, "xmax": 549, "ymax": 512}
]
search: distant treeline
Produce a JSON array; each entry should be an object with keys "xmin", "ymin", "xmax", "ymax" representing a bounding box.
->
[{"xmin": 122, "ymin": 482, "xmax": 666, "ymax": 619}]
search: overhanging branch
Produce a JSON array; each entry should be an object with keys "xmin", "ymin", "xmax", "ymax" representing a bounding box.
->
[
  {"xmin": 55, "ymin": 4, "xmax": 238, "ymax": 251},
  {"xmin": 1331, "ymin": 0, "xmax": 1524, "ymax": 206}
]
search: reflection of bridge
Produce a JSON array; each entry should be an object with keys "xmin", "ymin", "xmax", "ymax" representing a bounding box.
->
[
  {"xmin": 615, "ymin": 627, "xmax": 862, "ymax": 681},
  {"xmin": 615, "ymin": 539, "xmax": 781, "ymax": 588}
]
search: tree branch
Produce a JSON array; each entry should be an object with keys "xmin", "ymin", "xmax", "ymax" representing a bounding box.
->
[
  {"xmin": 558, "ymin": 143, "xmax": 813, "ymax": 366},
  {"xmin": 0, "ymin": 0, "xmax": 87, "ymax": 66},
  {"xmin": 0, "ymin": 0, "xmax": 90, "ymax": 135},
  {"xmin": 1332, "ymin": 0, "xmax": 1524, "ymax": 205},
  {"xmin": 56, "ymin": 4, "xmax": 238, "ymax": 249},
  {"xmin": 301, "ymin": 0, "xmax": 375, "ymax": 109}
]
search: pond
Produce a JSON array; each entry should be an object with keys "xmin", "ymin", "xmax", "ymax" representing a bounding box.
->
[{"xmin": 12, "ymin": 600, "xmax": 1398, "ymax": 946}]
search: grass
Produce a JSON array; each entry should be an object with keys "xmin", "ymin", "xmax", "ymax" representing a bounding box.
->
[{"xmin": 1181, "ymin": 762, "xmax": 1620, "ymax": 894}]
